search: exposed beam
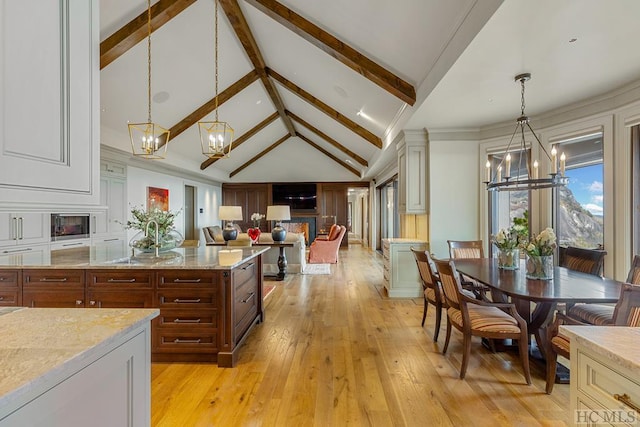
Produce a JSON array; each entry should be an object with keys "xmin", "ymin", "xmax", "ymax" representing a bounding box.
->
[
  {"xmin": 168, "ymin": 70, "xmax": 260, "ymax": 144},
  {"xmin": 286, "ymin": 110, "xmax": 368, "ymax": 167},
  {"xmin": 296, "ymin": 133, "xmax": 360, "ymax": 177},
  {"xmin": 229, "ymin": 134, "xmax": 291, "ymax": 178},
  {"xmin": 100, "ymin": 0, "xmax": 197, "ymax": 69},
  {"xmin": 218, "ymin": 0, "xmax": 296, "ymax": 136},
  {"xmin": 200, "ymin": 112, "xmax": 279, "ymax": 170},
  {"xmin": 267, "ymin": 68, "xmax": 382, "ymax": 148},
  {"xmin": 246, "ymin": 0, "xmax": 416, "ymax": 105}
]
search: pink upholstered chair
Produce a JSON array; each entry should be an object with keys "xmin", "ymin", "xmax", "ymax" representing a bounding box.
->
[{"xmin": 308, "ymin": 225, "xmax": 346, "ymax": 264}]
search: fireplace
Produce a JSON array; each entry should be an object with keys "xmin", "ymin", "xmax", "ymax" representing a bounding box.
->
[{"xmin": 283, "ymin": 216, "xmax": 317, "ymax": 244}]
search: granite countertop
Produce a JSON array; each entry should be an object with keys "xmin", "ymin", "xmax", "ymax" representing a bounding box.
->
[
  {"xmin": 0, "ymin": 307, "xmax": 159, "ymax": 413},
  {"xmin": 0, "ymin": 244, "xmax": 269, "ymax": 269},
  {"xmin": 560, "ymin": 325, "xmax": 640, "ymax": 372}
]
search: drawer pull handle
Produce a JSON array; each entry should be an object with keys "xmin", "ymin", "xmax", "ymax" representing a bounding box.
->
[
  {"xmin": 2, "ymin": 248, "xmax": 32, "ymax": 254},
  {"xmin": 75, "ymin": 300, "xmax": 83, "ymax": 306},
  {"xmin": 614, "ymin": 394, "xmax": 640, "ymax": 413},
  {"xmin": 40, "ymin": 277, "xmax": 67, "ymax": 282},
  {"xmin": 0, "ymin": 277, "xmax": 5, "ymax": 281},
  {"xmin": 173, "ymin": 278, "xmax": 202, "ymax": 283},
  {"xmin": 241, "ymin": 292, "xmax": 255, "ymax": 303},
  {"xmin": 241, "ymin": 262, "xmax": 255, "ymax": 270},
  {"xmin": 173, "ymin": 318, "xmax": 202, "ymax": 323},
  {"xmin": 173, "ymin": 338, "xmax": 201, "ymax": 344},
  {"xmin": 173, "ymin": 298, "xmax": 201, "ymax": 303},
  {"xmin": 107, "ymin": 278, "xmax": 136, "ymax": 283},
  {"xmin": 0, "ymin": 297, "xmax": 4, "ymax": 301}
]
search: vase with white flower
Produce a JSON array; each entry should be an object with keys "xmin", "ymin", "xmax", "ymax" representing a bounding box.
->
[
  {"xmin": 248, "ymin": 212, "xmax": 264, "ymax": 243},
  {"xmin": 524, "ymin": 227, "xmax": 557, "ymax": 280},
  {"xmin": 492, "ymin": 226, "xmax": 523, "ymax": 270}
]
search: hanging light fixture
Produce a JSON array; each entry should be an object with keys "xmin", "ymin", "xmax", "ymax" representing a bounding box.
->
[
  {"xmin": 128, "ymin": 0, "xmax": 170, "ymax": 159},
  {"xmin": 485, "ymin": 73, "xmax": 568, "ymax": 191},
  {"xmin": 198, "ymin": 0, "xmax": 234, "ymax": 159}
]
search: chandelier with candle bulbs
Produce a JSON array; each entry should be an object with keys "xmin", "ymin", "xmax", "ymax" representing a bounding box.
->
[{"xmin": 485, "ymin": 73, "xmax": 568, "ymax": 191}]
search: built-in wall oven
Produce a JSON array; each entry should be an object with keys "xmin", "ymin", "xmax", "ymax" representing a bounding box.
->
[{"xmin": 51, "ymin": 214, "xmax": 90, "ymax": 241}]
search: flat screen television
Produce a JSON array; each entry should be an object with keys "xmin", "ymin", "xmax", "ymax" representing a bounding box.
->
[{"xmin": 272, "ymin": 183, "xmax": 317, "ymax": 210}]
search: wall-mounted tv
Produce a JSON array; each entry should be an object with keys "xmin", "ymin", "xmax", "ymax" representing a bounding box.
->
[{"xmin": 272, "ymin": 183, "xmax": 317, "ymax": 210}]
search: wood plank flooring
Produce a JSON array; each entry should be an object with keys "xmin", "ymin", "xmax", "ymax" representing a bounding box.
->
[{"xmin": 151, "ymin": 245, "xmax": 571, "ymax": 426}]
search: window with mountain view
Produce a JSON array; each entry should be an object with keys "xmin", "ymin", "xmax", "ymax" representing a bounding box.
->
[{"xmin": 553, "ymin": 132, "xmax": 604, "ymax": 249}]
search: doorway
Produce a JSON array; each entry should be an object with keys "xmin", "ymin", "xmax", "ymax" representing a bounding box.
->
[
  {"xmin": 184, "ymin": 185, "xmax": 196, "ymax": 240},
  {"xmin": 347, "ymin": 187, "xmax": 369, "ymax": 247}
]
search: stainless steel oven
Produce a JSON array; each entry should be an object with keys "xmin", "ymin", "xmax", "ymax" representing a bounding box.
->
[{"xmin": 51, "ymin": 214, "xmax": 90, "ymax": 241}]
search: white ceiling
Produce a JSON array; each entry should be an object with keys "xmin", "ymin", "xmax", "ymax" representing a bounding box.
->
[{"xmin": 99, "ymin": 0, "xmax": 640, "ymax": 184}]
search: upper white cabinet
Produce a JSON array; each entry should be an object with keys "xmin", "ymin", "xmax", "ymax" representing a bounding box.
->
[
  {"xmin": 397, "ymin": 130, "xmax": 429, "ymax": 214},
  {"xmin": 0, "ymin": 0, "xmax": 99, "ymax": 206},
  {"xmin": 92, "ymin": 160, "xmax": 127, "ymax": 241}
]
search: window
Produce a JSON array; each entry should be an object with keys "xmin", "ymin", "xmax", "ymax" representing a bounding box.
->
[
  {"xmin": 632, "ymin": 125, "xmax": 640, "ymax": 255},
  {"xmin": 377, "ymin": 177, "xmax": 399, "ymax": 249},
  {"xmin": 553, "ymin": 132, "xmax": 604, "ymax": 249}
]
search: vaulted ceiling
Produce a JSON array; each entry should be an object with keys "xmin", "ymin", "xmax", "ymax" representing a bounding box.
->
[{"xmin": 99, "ymin": 0, "xmax": 640, "ymax": 184}]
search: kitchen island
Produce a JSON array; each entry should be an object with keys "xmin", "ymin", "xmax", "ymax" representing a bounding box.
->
[
  {"xmin": 0, "ymin": 244, "xmax": 269, "ymax": 367},
  {"xmin": 0, "ymin": 307, "xmax": 158, "ymax": 426}
]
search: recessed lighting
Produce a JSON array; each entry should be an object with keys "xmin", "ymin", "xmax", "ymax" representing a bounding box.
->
[
  {"xmin": 256, "ymin": 100, "xmax": 262, "ymax": 105},
  {"xmin": 334, "ymin": 85, "xmax": 348, "ymax": 98},
  {"xmin": 569, "ymin": 38, "xmax": 578, "ymax": 43},
  {"xmin": 153, "ymin": 91, "xmax": 170, "ymax": 103}
]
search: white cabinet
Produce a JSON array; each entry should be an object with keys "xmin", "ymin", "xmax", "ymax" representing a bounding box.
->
[
  {"xmin": 93, "ymin": 160, "xmax": 127, "ymax": 241},
  {"xmin": 397, "ymin": 130, "xmax": 429, "ymax": 214},
  {"xmin": 100, "ymin": 160, "xmax": 127, "ymax": 178},
  {"xmin": 0, "ymin": 213, "xmax": 50, "ymax": 248},
  {"xmin": 0, "ymin": 1, "xmax": 99, "ymax": 206},
  {"xmin": 383, "ymin": 238, "xmax": 428, "ymax": 297}
]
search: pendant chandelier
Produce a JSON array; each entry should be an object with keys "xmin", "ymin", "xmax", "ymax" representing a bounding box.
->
[
  {"xmin": 485, "ymin": 73, "xmax": 568, "ymax": 191},
  {"xmin": 128, "ymin": 0, "xmax": 170, "ymax": 160},
  {"xmin": 198, "ymin": 0, "xmax": 234, "ymax": 159}
]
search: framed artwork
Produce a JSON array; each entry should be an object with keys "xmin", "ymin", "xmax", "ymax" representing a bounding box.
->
[{"xmin": 147, "ymin": 186, "xmax": 169, "ymax": 211}]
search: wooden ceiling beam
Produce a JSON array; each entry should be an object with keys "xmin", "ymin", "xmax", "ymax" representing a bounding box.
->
[
  {"xmin": 229, "ymin": 134, "xmax": 291, "ymax": 178},
  {"xmin": 296, "ymin": 133, "xmax": 361, "ymax": 177},
  {"xmin": 267, "ymin": 68, "xmax": 382, "ymax": 148},
  {"xmin": 246, "ymin": 0, "xmax": 416, "ymax": 105},
  {"xmin": 218, "ymin": 0, "xmax": 296, "ymax": 136},
  {"xmin": 168, "ymin": 69, "xmax": 259, "ymax": 145},
  {"xmin": 285, "ymin": 110, "xmax": 368, "ymax": 167},
  {"xmin": 200, "ymin": 111, "xmax": 279, "ymax": 170},
  {"xmin": 100, "ymin": 0, "xmax": 197, "ymax": 69}
]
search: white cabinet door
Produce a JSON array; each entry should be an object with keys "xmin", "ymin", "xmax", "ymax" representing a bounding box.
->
[
  {"xmin": 108, "ymin": 178, "xmax": 127, "ymax": 234},
  {"xmin": 0, "ymin": 213, "xmax": 49, "ymax": 247},
  {"xmin": 0, "ymin": 213, "xmax": 16, "ymax": 246}
]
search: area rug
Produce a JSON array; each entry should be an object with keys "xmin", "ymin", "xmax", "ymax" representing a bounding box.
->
[
  {"xmin": 302, "ymin": 264, "xmax": 331, "ymax": 275},
  {"xmin": 263, "ymin": 284, "xmax": 276, "ymax": 300}
]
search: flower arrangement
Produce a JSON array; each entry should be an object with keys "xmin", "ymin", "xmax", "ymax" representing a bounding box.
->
[
  {"xmin": 492, "ymin": 226, "xmax": 525, "ymax": 251},
  {"xmin": 525, "ymin": 227, "xmax": 557, "ymax": 256},
  {"xmin": 121, "ymin": 206, "xmax": 183, "ymax": 251},
  {"xmin": 250, "ymin": 212, "xmax": 264, "ymax": 228}
]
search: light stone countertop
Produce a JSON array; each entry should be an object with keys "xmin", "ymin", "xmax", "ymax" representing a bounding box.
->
[
  {"xmin": 560, "ymin": 326, "xmax": 640, "ymax": 372},
  {"xmin": 0, "ymin": 244, "xmax": 269, "ymax": 269},
  {"xmin": 0, "ymin": 307, "xmax": 159, "ymax": 414}
]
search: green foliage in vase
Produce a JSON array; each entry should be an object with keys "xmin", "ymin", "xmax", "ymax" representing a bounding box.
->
[{"xmin": 123, "ymin": 205, "xmax": 181, "ymax": 236}]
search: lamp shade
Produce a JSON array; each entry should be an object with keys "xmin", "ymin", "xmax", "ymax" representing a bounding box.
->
[
  {"xmin": 218, "ymin": 205, "xmax": 242, "ymax": 221},
  {"xmin": 266, "ymin": 205, "xmax": 290, "ymax": 221}
]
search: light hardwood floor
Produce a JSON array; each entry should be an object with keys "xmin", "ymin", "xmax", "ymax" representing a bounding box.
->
[{"xmin": 151, "ymin": 245, "xmax": 571, "ymax": 426}]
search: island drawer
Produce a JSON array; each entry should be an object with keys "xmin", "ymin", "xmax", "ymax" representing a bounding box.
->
[
  {"xmin": 0, "ymin": 270, "xmax": 20, "ymax": 287},
  {"xmin": 156, "ymin": 309, "xmax": 218, "ymax": 328},
  {"xmin": 152, "ymin": 328, "xmax": 218, "ymax": 353},
  {"xmin": 0, "ymin": 289, "xmax": 20, "ymax": 306},
  {"xmin": 234, "ymin": 278, "xmax": 258, "ymax": 340},
  {"xmin": 23, "ymin": 289, "xmax": 86, "ymax": 308},
  {"xmin": 156, "ymin": 290, "xmax": 218, "ymax": 308},
  {"xmin": 23, "ymin": 269, "xmax": 84, "ymax": 288},
  {"xmin": 87, "ymin": 270, "xmax": 153, "ymax": 288},
  {"xmin": 232, "ymin": 259, "xmax": 258, "ymax": 289},
  {"xmin": 87, "ymin": 289, "xmax": 154, "ymax": 308},
  {"xmin": 156, "ymin": 270, "xmax": 217, "ymax": 289}
]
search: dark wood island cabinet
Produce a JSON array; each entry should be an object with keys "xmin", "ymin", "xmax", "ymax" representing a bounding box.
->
[{"xmin": 0, "ymin": 245, "xmax": 268, "ymax": 367}]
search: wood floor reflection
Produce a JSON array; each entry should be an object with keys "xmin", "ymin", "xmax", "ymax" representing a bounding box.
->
[{"xmin": 151, "ymin": 245, "xmax": 570, "ymax": 426}]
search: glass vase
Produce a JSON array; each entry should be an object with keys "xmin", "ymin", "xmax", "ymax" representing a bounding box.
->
[
  {"xmin": 129, "ymin": 229, "xmax": 184, "ymax": 253},
  {"xmin": 525, "ymin": 254, "xmax": 554, "ymax": 280},
  {"xmin": 247, "ymin": 227, "xmax": 261, "ymax": 243},
  {"xmin": 497, "ymin": 248, "xmax": 519, "ymax": 270}
]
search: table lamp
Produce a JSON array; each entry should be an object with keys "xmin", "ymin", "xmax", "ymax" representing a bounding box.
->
[
  {"xmin": 266, "ymin": 205, "xmax": 290, "ymax": 242},
  {"xmin": 218, "ymin": 205, "xmax": 242, "ymax": 241}
]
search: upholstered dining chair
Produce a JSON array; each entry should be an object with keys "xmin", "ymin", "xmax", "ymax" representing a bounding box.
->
[
  {"xmin": 434, "ymin": 259, "xmax": 531, "ymax": 384},
  {"xmin": 559, "ymin": 246, "xmax": 607, "ymax": 276},
  {"xmin": 412, "ymin": 249, "xmax": 445, "ymax": 341},
  {"xmin": 447, "ymin": 240, "xmax": 489, "ymax": 298},
  {"xmin": 545, "ymin": 282, "xmax": 640, "ymax": 394},
  {"xmin": 566, "ymin": 255, "xmax": 640, "ymax": 325}
]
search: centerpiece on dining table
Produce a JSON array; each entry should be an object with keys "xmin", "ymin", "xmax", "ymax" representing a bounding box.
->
[
  {"xmin": 248, "ymin": 212, "xmax": 264, "ymax": 243},
  {"xmin": 492, "ymin": 225, "xmax": 526, "ymax": 270},
  {"xmin": 524, "ymin": 227, "xmax": 557, "ymax": 280}
]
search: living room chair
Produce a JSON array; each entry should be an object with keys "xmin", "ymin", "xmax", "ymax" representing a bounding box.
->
[
  {"xmin": 434, "ymin": 259, "xmax": 531, "ymax": 384},
  {"xmin": 566, "ymin": 255, "xmax": 640, "ymax": 325},
  {"xmin": 545, "ymin": 282, "xmax": 640, "ymax": 394},
  {"xmin": 202, "ymin": 226, "xmax": 224, "ymax": 244},
  {"xmin": 308, "ymin": 225, "xmax": 346, "ymax": 264}
]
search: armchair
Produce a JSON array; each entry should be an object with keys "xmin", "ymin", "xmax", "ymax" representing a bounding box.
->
[{"xmin": 308, "ymin": 225, "xmax": 346, "ymax": 264}]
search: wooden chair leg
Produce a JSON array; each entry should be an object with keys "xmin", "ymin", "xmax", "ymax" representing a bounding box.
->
[
  {"xmin": 433, "ymin": 302, "xmax": 442, "ymax": 342},
  {"xmin": 443, "ymin": 317, "xmax": 452, "ymax": 355},
  {"xmin": 460, "ymin": 333, "xmax": 472, "ymax": 379},
  {"xmin": 545, "ymin": 347, "xmax": 559, "ymax": 394},
  {"xmin": 517, "ymin": 338, "xmax": 532, "ymax": 385},
  {"xmin": 421, "ymin": 297, "xmax": 428, "ymax": 327}
]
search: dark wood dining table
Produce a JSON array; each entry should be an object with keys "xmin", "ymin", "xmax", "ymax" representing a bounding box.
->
[{"xmin": 453, "ymin": 258, "xmax": 622, "ymax": 361}]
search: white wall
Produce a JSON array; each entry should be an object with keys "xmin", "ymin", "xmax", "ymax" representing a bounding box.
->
[
  {"xmin": 125, "ymin": 166, "xmax": 222, "ymax": 244},
  {"xmin": 429, "ymin": 139, "xmax": 480, "ymax": 258}
]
